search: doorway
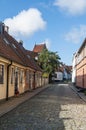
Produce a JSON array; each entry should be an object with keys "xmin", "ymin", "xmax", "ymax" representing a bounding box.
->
[{"xmin": 15, "ymin": 71, "xmax": 19, "ymax": 94}]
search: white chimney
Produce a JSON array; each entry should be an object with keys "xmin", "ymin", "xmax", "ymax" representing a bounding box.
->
[
  {"xmin": 4, "ymin": 26, "xmax": 9, "ymax": 33},
  {"xmin": 19, "ymin": 40, "xmax": 23, "ymax": 46},
  {"xmin": 0, "ymin": 22, "xmax": 9, "ymax": 34},
  {"xmin": 0, "ymin": 22, "xmax": 4, "ymax": 34}
]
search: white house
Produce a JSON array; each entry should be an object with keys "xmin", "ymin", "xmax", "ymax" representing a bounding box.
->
[
  {"xmin": 54, "ymin": 72, "xmax": 63, "ymax": 81},
  {"xmin": 72, "ymin": 53, "xmax": 76, "ymax": 84}
]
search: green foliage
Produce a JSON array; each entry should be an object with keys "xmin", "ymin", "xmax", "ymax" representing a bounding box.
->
[
  {"xmin": 42, "ymin": 72, "xmax": 49, "ymax": 78},
  {"xmin": 38, "ymin": 49, "xmax": 60, "ymax": 75}
]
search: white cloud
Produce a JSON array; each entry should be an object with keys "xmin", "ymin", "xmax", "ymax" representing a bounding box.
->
[
  {"xmin": 4, "ymin": 8, "xmax": 46, "ymax": 38},
  {"xmin": 54, "ymin": 0, "xmax": 86, "ymax": 15},
  {"xmin": 65, "ymin": 25, "xmax": 86, "ymax": 44}
]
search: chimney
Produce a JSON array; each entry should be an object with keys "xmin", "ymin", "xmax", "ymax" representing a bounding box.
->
[
  {"xmin": 4, "ymin": 26, "xmax": 9, "ymax": 33},
  {"xmin": 19, "ymin": 40, "xmax": 23, "ymax": 46},
  {"xmin": 0, "ymin": 22, "xmax": 9, "ymax": 34},
  {"xmin": 0, "ymin": 22, "xmax": 4, "ymax": 34}
]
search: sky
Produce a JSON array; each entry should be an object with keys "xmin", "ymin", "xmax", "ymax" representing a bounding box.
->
[{"xmin": 0, "ymin": 0, "xmax": 86, "ymax": 65}]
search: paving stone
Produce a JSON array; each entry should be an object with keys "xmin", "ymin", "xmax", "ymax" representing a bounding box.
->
[{"xmin": 0, "ymin": 83, "xmax": 86, "ymax": 130}]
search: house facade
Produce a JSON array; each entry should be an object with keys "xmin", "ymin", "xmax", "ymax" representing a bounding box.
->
[
  {"xmin": 52, "ymin": 64, "xmax": 72, "ymax": 82},
  {"xmin": 72, "ymin": 53, "xmax": 76, "ymax": 84},
  {"xmin": 63, "ymin": 65, "xmax": 72, "ymax": 81},
  {"xmin": 0, "ymin": 54, "xmax": 26, "ymax": 100},
  {"xmin": 75, "ymin": 39, "xmax": 86, "ymax": 88},
  {"xmin": 54, "ymin": 72, "xmax": 63, "ymax": 81},
  {"xmin": 0, "ymin": 22, "xmax": 48, "ymax": 101}
]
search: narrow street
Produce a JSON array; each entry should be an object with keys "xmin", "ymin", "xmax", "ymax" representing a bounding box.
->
[{"xmin": 0, "ymin": 83, "xmax": 86, "ymax": 130}]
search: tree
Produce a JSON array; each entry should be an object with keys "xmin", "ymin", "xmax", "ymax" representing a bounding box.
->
[{"xmin": 38, "ymin": 49, "xmax": 60, "ymax": 78}]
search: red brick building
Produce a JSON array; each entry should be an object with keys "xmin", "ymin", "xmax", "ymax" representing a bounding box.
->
[
  {"xmin": 33, "ymin": 43, "xmax": 47, "ymax": 53},
  {"xmin": 75, "ymin": 38, "xmax": 86, "ymax": 88}
]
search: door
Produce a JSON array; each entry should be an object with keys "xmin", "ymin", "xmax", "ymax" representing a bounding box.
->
[{"xmin": 15, "ymin": 72, "xmax": 19, "ymax": 94}]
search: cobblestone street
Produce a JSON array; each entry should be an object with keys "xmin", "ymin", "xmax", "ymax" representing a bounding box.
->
[{"xmin": 0, "ymin": 83, "xmax": 86, "ymax": 130}]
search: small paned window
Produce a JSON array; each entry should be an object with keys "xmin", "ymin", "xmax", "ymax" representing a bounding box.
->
[
  {"xmin": 27, "ymin": 55, "xmax": 30, "ymax": 59},
  {"xmin": 0, "ymin": 65, "xmax": 4, "ymax": 84},
  {"xmin": 12, "ymin": 44, "xmax": 16, "ymax": 48},
  {"xmin": 26, "ymin": 71, "xmax": 29, "ymax": 83},
  {"xmin": 20, "ymin": 70, "xmax": 23, "ymax": 83},
  {"xmin": 11, "ymin": 68, "xmax": 14, "ymax": 84},
  {"xmin": 3, "ymin": 38, "xmax": 9, "ymax": 44}
]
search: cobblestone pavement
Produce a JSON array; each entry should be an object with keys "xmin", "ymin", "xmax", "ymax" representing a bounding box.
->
[{"xmin": 0, "ymin": 83, "xmax": 86, "ymax": 130}]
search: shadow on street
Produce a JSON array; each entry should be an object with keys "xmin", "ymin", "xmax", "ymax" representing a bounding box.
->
[{"xmin": 0, "ymin": 83, "xmax": 85, "ymax": 130}]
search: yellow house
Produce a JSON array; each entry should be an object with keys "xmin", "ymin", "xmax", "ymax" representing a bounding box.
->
[{"xmin": 0, "ymin": 22, "xmax": 44, "ymax": 101}]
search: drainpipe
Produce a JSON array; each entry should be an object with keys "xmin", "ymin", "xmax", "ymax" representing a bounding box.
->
[{"xmin": 6, "ymin": 60, "xmax": 12, "ymax": 101}]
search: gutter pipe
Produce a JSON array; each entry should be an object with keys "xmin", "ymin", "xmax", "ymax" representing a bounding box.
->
[{"xmin": 6, "ymin": 60, "xmax": 12, "ymax": 101}]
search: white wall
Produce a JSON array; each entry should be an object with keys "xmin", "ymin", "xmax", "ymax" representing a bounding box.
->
[
  {"xmin": 72, "ymin": 53, "xmax": 76, "ymax": 83},
  {"xmin": 54, "ymin": 72, "xmax": 63, "ymax": 81}
]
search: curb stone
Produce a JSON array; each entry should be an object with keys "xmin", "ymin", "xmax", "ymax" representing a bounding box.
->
[{"xmin": 69, "ymin": 84, "xmax": 86, "ymax": 103}]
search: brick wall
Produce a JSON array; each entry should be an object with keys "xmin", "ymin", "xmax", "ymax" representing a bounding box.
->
[{"xmin": 76, "ymin": 57, "xmax": 86, "ymax": 88}]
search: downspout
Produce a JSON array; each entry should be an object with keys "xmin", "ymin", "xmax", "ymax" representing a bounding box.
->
[{"xmin": 6, "ymin": 60, "xmax": 12, "ymax": 101}]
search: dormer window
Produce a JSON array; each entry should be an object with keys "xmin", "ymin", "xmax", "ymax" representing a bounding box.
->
[
  {"xmin": 27, "ymin": 55, "xmax": 30, "ymax": 58},
  {"xmin": 12, "ymin": 44, "xmax": 16, "ymax": 48},
  {"xmin": 3, "ymin": 38, "xmax": 9, "ymax": 44}
]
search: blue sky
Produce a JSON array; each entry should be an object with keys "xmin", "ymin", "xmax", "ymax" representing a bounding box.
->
[{"xmin": 0, "ymin": 0, "xmax": 86, "ymax": 65}]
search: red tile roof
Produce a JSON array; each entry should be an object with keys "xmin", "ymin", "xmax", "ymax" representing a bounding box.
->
[
  {"xmin": 0, "ymin": 34, "xmax": 24, "ymax": 65},
  {"xmin": 25, "ymin": 50, "xmax": 42, "ymax": 71},
  {"xmin": 33, "ymin": 44, "xmax": 47, "ymax": 53},
  {"xmin": 26, "ymin": 50, "xmax": 38, "ymax": 59},
  {"xmin": 56, "ymin": 66, "xmax": 64, "ymax": 72},
  {"xmin": 64, "ymin": 65, "xmax": 72, "ymax": 73},
  {"xmin": 0, "ymin": 31, "xmax": 42, "ymax": 71},
  {"xmin": 56, "ymin": 65, "xmax": 72, "ymax": 73},
  {"xmin": 78, "ymin": 38, "xmax": 86, "ymax": 53}
]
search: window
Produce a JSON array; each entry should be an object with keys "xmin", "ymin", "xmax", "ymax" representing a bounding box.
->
[
  {"xmin": 0, "ymin": 65, "xmax": 4, "ymax": 84},
  {"xmin": 11, "ymin": 68, "xmax": 14, "ymax": 84},
  {"xmin": 3, "ymin": 38, "xmax": 9, "ymax": 44},
  {"xmin": 27, "ymin": 55, "xmax": 30, "ymax": 59},
  {"xmin": 26, "ymin": 71, "xmax": 29, "ymax": 83},
  {"xmin": 20, "ymin": 70, "xmax": 23, "ymax": 83},
  {"xmin": 12, "ymin": 44, "xmax": 16, "ymax": 48}
]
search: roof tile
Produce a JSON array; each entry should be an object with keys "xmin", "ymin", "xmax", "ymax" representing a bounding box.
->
[
  {"xmin": 33, "ymin": 44, "xmax": 46, "ymax": 53},
  {"xmin": 0, "ymin": 31, "xmax": 42, "ymax": 71}
]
